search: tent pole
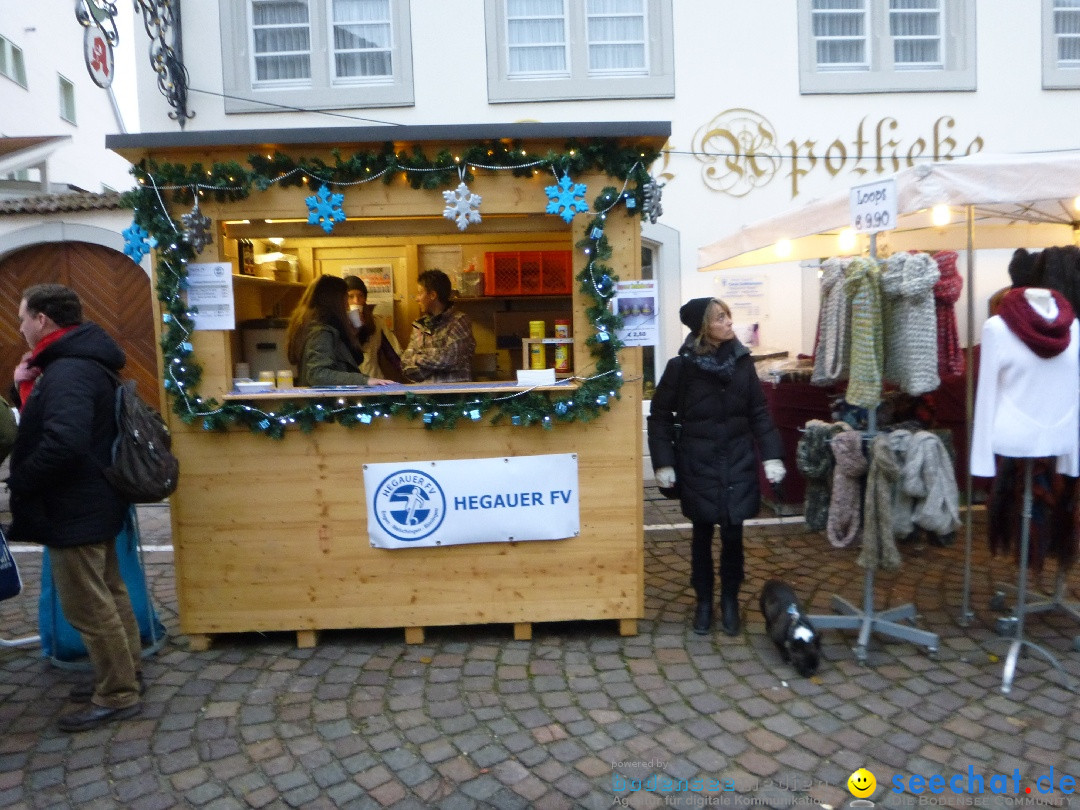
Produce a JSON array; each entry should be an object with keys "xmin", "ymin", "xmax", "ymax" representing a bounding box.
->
[{"xmin": 959, "ymin": 204, "xmax": 976, "ymax": 626}]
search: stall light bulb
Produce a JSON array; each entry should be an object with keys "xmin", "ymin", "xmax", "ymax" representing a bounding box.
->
[
  {"xmin": 838, "ymin": 228, "xmax": 857, "ymax": 253},
  {"xmin": 1074, "ymin": 195, "xmax": 1080, "ymax": 213},
  {"xmin": 774, "ymin": 238, "xmax": 793, "ymax": 259},
  {"xmin": 931, "ymin": 204, "xmax": 951, "ymax": 227}
]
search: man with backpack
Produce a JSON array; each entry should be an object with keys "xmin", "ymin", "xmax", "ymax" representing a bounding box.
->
[{"xmin": 8, "ymin": 283, "xmax": 142, "ymax": 732}]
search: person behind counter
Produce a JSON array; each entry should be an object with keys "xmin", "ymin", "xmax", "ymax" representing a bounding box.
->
[
  {"xmin": 648, "ymin": 297, "xmax": 786, "ymax": 637},
  {"xmin": 344, "ymin": 276, "xmax": 403, "ymax": 381},
  {"xmin": 286, "ymin": 275, "xmax": 392, "ymax": 387},
  {"xmin": 400, "ymin": 268, "xmax": 476, "ymax": 383}
]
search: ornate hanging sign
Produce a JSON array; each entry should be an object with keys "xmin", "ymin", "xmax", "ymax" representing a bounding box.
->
[
  {"xmin": 76, "ymin": 0, "xmax": 119, "ymax": 89},
  {"xmin": 83, "ymin": 26, "xmax": 114, "ymax": 88}
]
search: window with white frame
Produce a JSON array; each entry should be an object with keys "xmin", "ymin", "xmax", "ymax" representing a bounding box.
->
[
  {"xmin": 221, "ymin": 0, "xmax": 413, "ymax": 113},
  {"xmin": 798, "ymin": 0, "xmax": 975, "ymax": 93},
  {"xmin": 485, "ymin": 0, "xmax": 673, "ymax": 102},
  {"xmin": 59, "ymin": 75, "xmax": 77, "ymax": 124},
  {"xmin": 0, "ymin": 35, "xmax": 28, "ymax": 88},
  {"xmin": 1044, "ymin": 0, "xmax": 1080, "ymax": 88}
]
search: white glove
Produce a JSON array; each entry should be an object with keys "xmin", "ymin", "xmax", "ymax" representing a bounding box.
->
[
  {"xmin": 655, "ymin": 467, "xmax": 676, "ymax": 488},
  {"xmin": 764, "ymin": 459, "xmax": 786, "ymax": 485}
]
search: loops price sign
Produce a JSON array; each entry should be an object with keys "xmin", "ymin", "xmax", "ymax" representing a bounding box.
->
[{"xmin": 850, "ymin": 178, "xmax": 897, "ymax": 234}]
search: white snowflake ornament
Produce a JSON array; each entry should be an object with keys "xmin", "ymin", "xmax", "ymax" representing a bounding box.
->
[
  {"xmin": 545, "ymin": 172, "xmax": 589, "ymax": 223},
  {"xmin": 442, "ymin": 181, "xmax": 482, "ymax": 231}
]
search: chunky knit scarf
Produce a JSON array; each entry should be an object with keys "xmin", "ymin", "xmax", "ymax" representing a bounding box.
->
[
  {"xmin": 843, "ymin": 257, "xmax": 884, "ymax": 409},
  {"xmin": 812, "ymin": 258, "xmax": 851, "ymax": 385},
  {"xmin": 932, "ymin": 251, "xmax": 965, "ymax": 378},
  {"xmin": 887, "ymin": 429, "xmax": 916, "ymax": 539},
  {"xmin": 858, "ymin": 434, "xmax": 903, "ymax": 571},
  {"xmin": 996, "ymin": 287, "xmax": 1075, "ymax": 358},
  {"xmin": 827, "ymin": 430, "xmax": 867, "ymax": 548},
  {"xmin": 881, "ymin": 252, "xmax": 940, "ymax": 396},
  {"xmin": 903, "ymin": 431, "xmax": 961, "ymax": 537},
  {"xmin": 796, "ymin": 419, "xmax": 852, "ymax": 532}
]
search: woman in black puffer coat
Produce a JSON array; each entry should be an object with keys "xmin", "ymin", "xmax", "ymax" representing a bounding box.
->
[{"xmin": 648, "ymin": 298, "xmax": 784, "ymax": 636}]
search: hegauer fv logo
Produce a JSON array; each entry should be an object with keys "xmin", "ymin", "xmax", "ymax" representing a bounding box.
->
[{"xmin": 374, "ymin": 469, "xmax": 446, "ymax": 542}]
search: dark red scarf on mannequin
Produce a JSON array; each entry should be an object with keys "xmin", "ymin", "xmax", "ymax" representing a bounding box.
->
[{"xmin": 996, "ymin": 288, "xmax": 1074, "ymax": 358}]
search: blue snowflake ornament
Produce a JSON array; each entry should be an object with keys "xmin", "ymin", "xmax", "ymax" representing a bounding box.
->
[
  {"xmin": 305, "ymin": 184, "xmax": 346, "ymax": 234},
  {"xmin": 545, "ymin": 173, "xmax": 590, "ymax": 223},
  {"xmin": 122, "ymin": 221, "xmax": 152, "ymax": 262}
]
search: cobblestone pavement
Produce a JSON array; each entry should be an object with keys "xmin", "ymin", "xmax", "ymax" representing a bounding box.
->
[{"xmin": 2, "ymin": 491, "xmax": 1080, "ymax": 809}]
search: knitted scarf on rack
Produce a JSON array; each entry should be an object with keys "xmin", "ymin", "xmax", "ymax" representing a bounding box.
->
[
  {"xmin": 796, "ymin": 419, "xmax": 852, "ymax": 532},
  {"xmin": 996, "ymin": 287, "xmax": 1075, "ymax": 358},
  {"xmin": 827, "ymin": 429, "xmax": 867, "ymax": 548},
  {"xmin": 843, "ymin": 257, "xmax": 884, "ymax": 410},
  {"xmin": 903, "ymin": 431, "xmax": 961, "ymax": 537},
  {"xmin": 812, "ymin": 257, "xmax": 851, "ymax": 385},
  {"xmin": 887, "ymin": 429, "xmax": 916, "ymax": 539},
  {"xmin": 932, "ymin": 251, "xmax": 965, "ymax": 378},
  {"xmin": 858, "ymin": 434, "xmax": 903, "ymax": 571},
  {"xmin": 988, "ymin": 457, "xmax": 1079, "ymax": 573},
  {"xmin": 881, "ymin": 252, "xmax": 940, "ymax": 396}
]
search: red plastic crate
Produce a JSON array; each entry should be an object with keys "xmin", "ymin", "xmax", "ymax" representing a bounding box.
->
[{"xmin": 484, "ymin": 251, "xmax": 572, "ymax": 296}]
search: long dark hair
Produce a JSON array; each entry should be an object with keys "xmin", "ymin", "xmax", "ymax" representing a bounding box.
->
[{"xmin": 286, "ymin": 275, "xmax": 364, "ymax": 365}]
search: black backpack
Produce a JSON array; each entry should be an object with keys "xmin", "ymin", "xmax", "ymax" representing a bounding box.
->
[{"xmin": 97, "ymin": 365, "xmax": 180, "ymax": 503}]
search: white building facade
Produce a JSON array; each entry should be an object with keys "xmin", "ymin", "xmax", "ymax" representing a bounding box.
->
[{"xmin": 124, "ymin": 0, "xmax": 1080, "ymax": 368}]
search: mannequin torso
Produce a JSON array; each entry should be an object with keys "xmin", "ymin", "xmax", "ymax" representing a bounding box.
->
[{"xmin": 1024, "ymin": 287, "xmax": 1058, "ymax": 320}]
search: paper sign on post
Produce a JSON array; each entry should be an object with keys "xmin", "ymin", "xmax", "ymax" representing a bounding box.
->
[{"xmin": 850, "ymin": 179, "xmax": 897, "ymax": 234}]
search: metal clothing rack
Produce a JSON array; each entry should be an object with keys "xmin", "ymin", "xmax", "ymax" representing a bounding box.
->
[
  {"xmin": 807, "ymin": 233, "xmax": 940, "ymax": 665},
  {"xmin": 996, "ymin": 459, "xmax": 1073, "ymax": 694}
]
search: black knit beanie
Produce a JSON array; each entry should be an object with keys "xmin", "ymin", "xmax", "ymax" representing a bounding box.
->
[
  {"xmin": 679, "ymin": 297, "xmax": 713, "ymax": 333},
  {"xmin": 1008, "ymin": 248, "xmax": 1042, "ymax": 288}
]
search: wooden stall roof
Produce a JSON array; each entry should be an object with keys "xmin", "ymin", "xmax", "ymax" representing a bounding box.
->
[{"xmin": 106, "ymin": 121, "xmax": 672, "ymax": 161}]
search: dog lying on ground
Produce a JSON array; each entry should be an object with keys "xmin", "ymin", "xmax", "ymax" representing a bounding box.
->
[{"xmin": 759, "ymin": 580, "xmax": 821, "ymax": 677}]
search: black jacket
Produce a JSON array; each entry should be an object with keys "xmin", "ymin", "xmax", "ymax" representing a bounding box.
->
[
  {"xmin": 8, "ymin": 322, "xmax": 128, "ymax": 546},
  {"xmin": 647, "ymin": 338, "xmax": 782, "ymax": 525}
]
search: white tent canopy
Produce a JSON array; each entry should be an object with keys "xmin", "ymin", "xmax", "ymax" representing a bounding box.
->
[{"xmin": 698, "ymin": 150, "xmax": 1080, "ymax": 272}]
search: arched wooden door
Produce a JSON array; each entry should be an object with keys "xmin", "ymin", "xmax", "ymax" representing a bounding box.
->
[{"xmin": 0, "ymin": 242, "xmax": 158, "ymax": 403}]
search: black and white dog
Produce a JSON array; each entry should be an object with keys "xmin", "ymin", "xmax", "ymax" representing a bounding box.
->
[{"xmin": 759, "ymin": 580, "xmax": 821, "ymax": 677}]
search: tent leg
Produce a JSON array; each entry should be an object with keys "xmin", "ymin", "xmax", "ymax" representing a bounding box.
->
[{"xmin": 958, "ymin": 204, "xmax": 976, "ymax": 627}]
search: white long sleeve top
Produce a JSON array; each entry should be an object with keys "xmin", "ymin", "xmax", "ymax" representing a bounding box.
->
[{"xmin": 970, "ymin": 315, "xmax": 1079, "ymax": 477}]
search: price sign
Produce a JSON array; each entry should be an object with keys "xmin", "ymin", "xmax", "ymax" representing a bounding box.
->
[{"xmin": 850, "ymin": 178, "xmax": 897, "ymax": 234}]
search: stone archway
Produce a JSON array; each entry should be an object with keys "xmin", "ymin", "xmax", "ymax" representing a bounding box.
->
[{"xmin": 0, "ymin": 241, "xmax": 158, "ymax": 403}]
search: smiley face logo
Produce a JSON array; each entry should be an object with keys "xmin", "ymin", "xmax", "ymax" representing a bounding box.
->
[{"xmin": 848, "ymin": 768, "xmax": 876, "ymax": 798}]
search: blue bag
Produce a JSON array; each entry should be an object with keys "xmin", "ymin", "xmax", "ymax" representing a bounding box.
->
[
  {"xmin": 39, "ymin": 507, "xmax": 166, "ymax": 668},
  {"xmin": 0, "ymin": 524, "xmax": 21, "ymax": 602}
]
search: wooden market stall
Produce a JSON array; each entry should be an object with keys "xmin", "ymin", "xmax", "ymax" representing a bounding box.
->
[{"xmin": 108, "ymin": 122, "xmax": 669, "ymax": 649}]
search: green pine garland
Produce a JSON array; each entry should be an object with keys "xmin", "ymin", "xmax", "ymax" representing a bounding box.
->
[{"xmin": 122, "ymin": 138, "xmax": 659, "ymax": 437}]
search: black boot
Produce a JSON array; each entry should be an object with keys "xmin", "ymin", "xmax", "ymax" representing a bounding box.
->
[
  {"xmin": 692, "ymin": 601, "xmax": 713, "ymax": 635},
  {"xmin": 720, "ymin": 589, "xmax": 740, "ymax": 636}
]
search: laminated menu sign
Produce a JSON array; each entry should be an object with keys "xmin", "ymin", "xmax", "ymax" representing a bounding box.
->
[
  {"xmin": 363, "ymin": 454, "xmax": 579, "ymax": 549},
  {"xmin": 612, "ymin": 279, "xmax": 658, "ymax": 347},
  {"xmin": 185, "ymin": 262, "xmax": 235, "ymax": 331}
]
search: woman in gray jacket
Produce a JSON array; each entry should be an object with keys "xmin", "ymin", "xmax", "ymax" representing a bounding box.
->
[{"xmin": 286, "ymin": 275, "xmax": 391, "ymax": 387}]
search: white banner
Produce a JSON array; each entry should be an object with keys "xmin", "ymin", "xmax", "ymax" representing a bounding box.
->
[{"xmin": 363, "ymin": 454, "xmax": 579, "ymax": 549}]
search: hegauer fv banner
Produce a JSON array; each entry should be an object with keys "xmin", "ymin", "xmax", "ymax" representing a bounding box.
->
[{"xmin": 363, "ymin": 454, "xmax": 579, "ymax": 549}]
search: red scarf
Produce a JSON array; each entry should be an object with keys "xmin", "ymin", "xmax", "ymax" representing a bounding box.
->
[
  {"xmin": 997, "ymin": 288, "xmax": 1074, "ymax": 358},
  {"xmin": 18, "ymin": 325, "xmax": 77, "ymax": 405}
]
